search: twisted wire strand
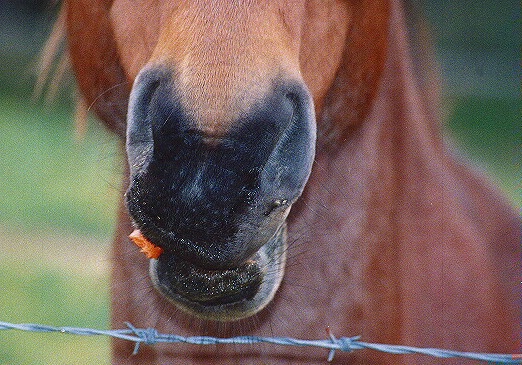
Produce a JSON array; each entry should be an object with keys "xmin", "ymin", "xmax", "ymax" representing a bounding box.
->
[{"xmin": 0, "ymin": 321, "xmax": 520, "ymax": 363}]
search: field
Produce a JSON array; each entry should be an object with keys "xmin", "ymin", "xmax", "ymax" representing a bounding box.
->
[
  {"xmin": 0, "ymin": 2, "xmax": 519, "ymax": 364},
  {"xmin": 0, "ymin": 94, "xmax": 118, "ymax": 364}
]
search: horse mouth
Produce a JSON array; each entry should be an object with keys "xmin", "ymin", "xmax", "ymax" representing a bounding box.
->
[{"xmin": 146, "ymin": 225, "xmax": 287, "ymax": 321}]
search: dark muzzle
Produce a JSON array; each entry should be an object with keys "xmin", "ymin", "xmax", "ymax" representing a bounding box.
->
[{"xmin": 124, "ymin": 65, "xmax": 316, "ymax": 320}]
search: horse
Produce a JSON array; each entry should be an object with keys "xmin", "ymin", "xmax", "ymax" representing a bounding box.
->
[{"xmin": 56, "ymin": 0, "xmax": 520, "ymax": 363}]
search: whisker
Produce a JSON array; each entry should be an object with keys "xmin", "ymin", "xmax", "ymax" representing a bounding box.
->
[{"xmin": 87, "ymin": 82, "xmax": 130, "ymax": 112}]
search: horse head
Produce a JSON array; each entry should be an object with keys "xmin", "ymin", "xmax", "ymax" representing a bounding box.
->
[{"xmin": 72, "ymin": 0, "xmax": 388, "ymax": 321}]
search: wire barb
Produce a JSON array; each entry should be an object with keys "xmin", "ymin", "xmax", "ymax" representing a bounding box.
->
[
  {"xmin": 0, "ymin": 321, "xmax": 520, "ymax": 363},
  {"xmin": 125, "ymin": 322, "xmax": 160, "ymax": 355}
]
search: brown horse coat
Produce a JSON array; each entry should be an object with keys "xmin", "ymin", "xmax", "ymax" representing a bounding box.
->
[{"xmin": 59, "ymin": 0, "xmax": 520, "ymax": 363}]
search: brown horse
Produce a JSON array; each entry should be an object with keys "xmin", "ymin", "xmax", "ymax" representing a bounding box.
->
[{"xmin": 60, "ymin": 0, "xmax": 520, "ymax": 363}]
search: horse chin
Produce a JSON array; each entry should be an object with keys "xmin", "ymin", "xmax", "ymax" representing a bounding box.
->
[{"xmin": 149, "ymin": 225, "xmax": 287, "ymax": 321}]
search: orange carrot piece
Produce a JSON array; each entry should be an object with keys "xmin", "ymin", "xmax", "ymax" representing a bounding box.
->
[{"xmin": 129, "ymin": 229, "xmax": 164, "ymax": 259}]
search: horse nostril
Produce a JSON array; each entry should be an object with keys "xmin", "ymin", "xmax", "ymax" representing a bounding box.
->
[{"xmin": 127, "ymin": 67, "xmax": 195, "ymax": 173}]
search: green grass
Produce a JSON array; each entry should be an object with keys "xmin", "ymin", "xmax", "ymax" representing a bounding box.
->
[
  {"xmin": 0, "ymin": 94, "xmax": 122, "ymax": 238},
  {"xmin": 0, "ymin": 93, "xmax": 117, "ymax": 364},
  {"xmin": 0, "ymin": 263, "xmax": 110, "ymax": 364},
  {"xmin": 445, "ymin": 97, "xmax": 521, "ymax": 207}
]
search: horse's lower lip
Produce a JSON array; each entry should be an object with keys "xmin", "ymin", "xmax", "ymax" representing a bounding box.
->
[
  {"xmin": 151, "ymin": 252, "xmax": 264, "ymax": 306},
  {"xmin": 148, "ymin": 224, "xmax": 288, "ymax": 321}
]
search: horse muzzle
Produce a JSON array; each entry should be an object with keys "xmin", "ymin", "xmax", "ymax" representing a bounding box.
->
[{"xmin": 124, "ymin": 66, "xmax": 316, "ymax": 320}]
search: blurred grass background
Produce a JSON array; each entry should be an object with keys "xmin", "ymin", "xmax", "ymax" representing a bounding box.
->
[{"xmin": 0, "ymin": 1, "xmax": 520, "ymax": 364}]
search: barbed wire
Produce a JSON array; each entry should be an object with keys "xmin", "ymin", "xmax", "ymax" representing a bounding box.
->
[{"xmin": 0, "ymin": 321, "xmax": 520, "ymax": 363}]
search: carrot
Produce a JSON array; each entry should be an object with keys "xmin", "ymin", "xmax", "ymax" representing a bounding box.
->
[{"xmin": 129, "ymin": 230, "xmax": 164, "ymax": 259}]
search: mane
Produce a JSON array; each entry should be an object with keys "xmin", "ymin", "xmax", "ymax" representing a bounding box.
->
[{"xmin": 35, "ymin": 6, "xmax": 89, "ymax": 140}]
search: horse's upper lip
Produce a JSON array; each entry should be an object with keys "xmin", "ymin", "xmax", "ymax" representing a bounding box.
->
[{"xmin": 129, "ymin": 215, "xmax": 256, "ymax": 270}]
